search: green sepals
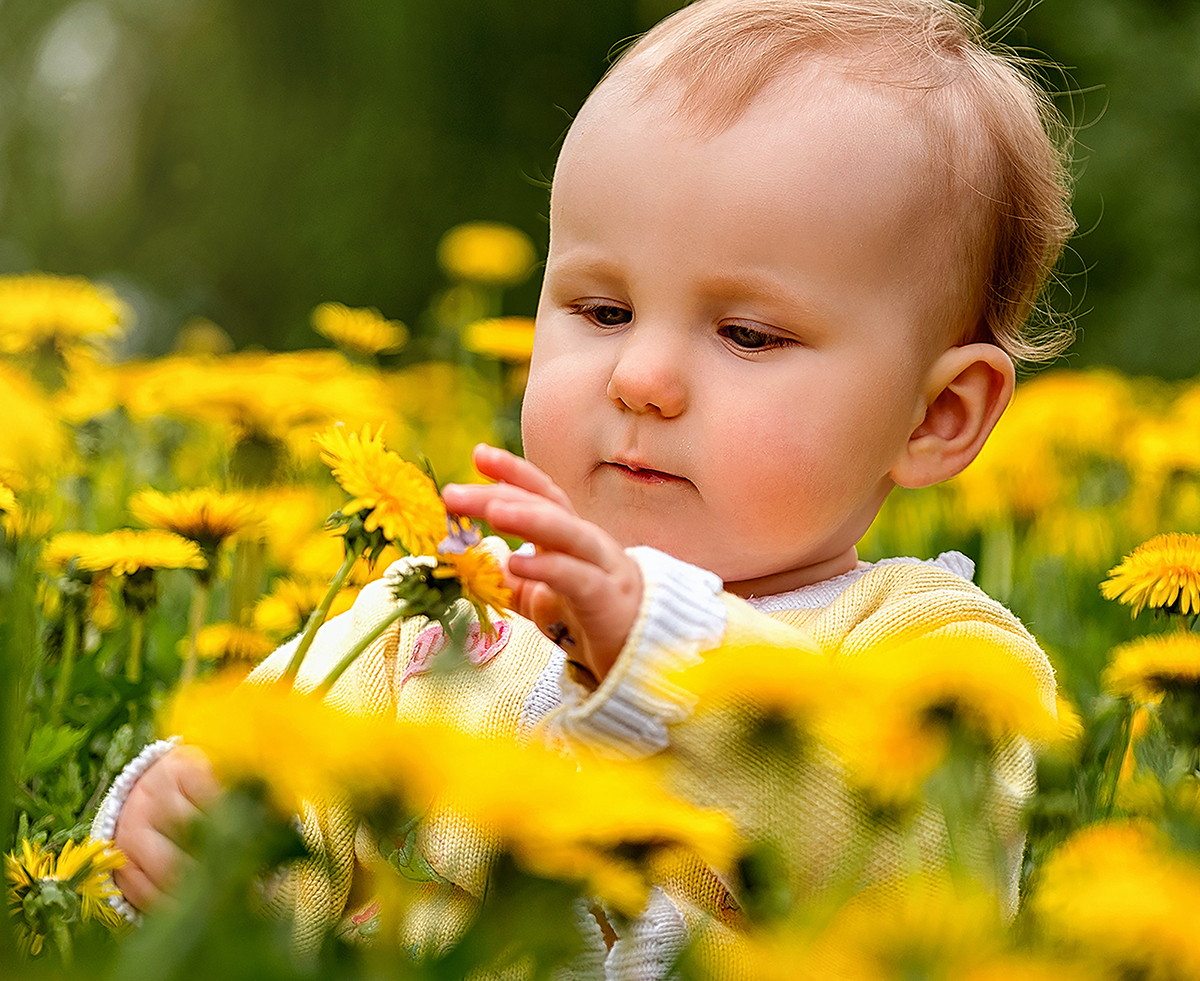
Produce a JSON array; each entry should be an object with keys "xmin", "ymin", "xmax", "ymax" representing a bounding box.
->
[
  {"xmin": 389, "ymin": 562, "xmax": 463, "ymax": 634},
  {"xmin": 326, "ymin": 508, "xmax": 391, "ymax": 564}
]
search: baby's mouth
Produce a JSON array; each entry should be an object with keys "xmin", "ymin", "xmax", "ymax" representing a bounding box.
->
[{"xmin": 607, "ymin": 461, "xmax": 689, "ymax": 485}]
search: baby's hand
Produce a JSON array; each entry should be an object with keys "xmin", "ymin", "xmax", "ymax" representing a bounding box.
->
[
  {"xmin": 442, "ymin": 444, "xmax": 643, "ymax": 683},
  {"xmin": 112, "ymin": 745, "xmax": 220, "ymax": 911}
]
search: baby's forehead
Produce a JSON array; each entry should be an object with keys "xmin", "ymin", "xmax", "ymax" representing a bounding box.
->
[{"xmin": 561, "ymin": 60, "xmax": 965, "ymax": 221}]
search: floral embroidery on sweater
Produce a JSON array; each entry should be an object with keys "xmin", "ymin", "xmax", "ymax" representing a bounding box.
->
[{"xmin": 401, "ymin": 619, "xmax": 511, "ymax": 687}]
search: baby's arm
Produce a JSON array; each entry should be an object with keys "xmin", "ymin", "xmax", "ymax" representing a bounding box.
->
[{"xmin": 442, "ymin": 444, "xmax": 643, "ymax": 685}]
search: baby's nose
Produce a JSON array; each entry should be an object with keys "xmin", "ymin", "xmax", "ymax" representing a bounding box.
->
[{"xmin": 606, "ymin": 330, "xmax": 687, "ymax": 418}]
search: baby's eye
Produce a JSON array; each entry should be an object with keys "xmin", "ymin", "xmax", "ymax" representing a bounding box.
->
[
  {"xmin": 570, "ymin": 302, "xmax": 632, "ymax": 328},
  {"xmin": 719, "ymin": 323, "xmax": 791, "ymax": 351}
]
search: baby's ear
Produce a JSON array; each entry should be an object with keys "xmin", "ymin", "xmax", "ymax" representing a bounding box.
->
[{"xmin": 889, "ymin": 344, "xmax": 1015, "ymax": 489}]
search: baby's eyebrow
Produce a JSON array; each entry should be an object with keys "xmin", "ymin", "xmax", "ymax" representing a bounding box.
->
[
  {"xmin": 695, "ymin": 270, "xmax": 835, "ymax": 325},
  {"xmin": 545, "ymin": 247, "xmax": 625, "ymax": 284}
]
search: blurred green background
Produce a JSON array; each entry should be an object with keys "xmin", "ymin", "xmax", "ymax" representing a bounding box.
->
[{"xmin": 0, "ymin": 0, "xmax": 1195, "ymax": 375}]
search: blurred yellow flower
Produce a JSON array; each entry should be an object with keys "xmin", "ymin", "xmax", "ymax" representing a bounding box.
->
[
  {"xmin": 165, "ymin": 676, "xmax": 360, "ymax": 813},
  {"xmin": 461, "ymin": 316, "xmax": 537, "ymax": 362},
  {"xmin": 191, "ymin": 622, "xmax": 278, "ymax": 663},
  {"xmin": 3, "ymin": 503, "xmax": 54, "ymax": 543},
  {"xmin": 240, "ymin": 487, "xmax": 330, "ymax": 570},
  {"xmin": 1103, "ymin": 633, "xmax": 1200, "ymax": 702},
  {"xmin": 5, "ymin": 837, "xmax": 125, "ymax": 957},
  {"xmin": 74, "ymin": 529, "xmax": 206, "ymax": 577},
  {"xmin": 125, "ymin": 350, "xmax": 393, "ymax": 456},
  {"xmin": 315, "ymin": 424, "xmax": 446, "ymax": 557},
  {"xmin": 287, "ymin": 532, "xmax": 399, "ymax": 587},
  {"xmin": 739, "ymin": 874, "xmax": 1006, "ymax": 981},
  {"xmin": 129, "ymin": 487, "xmax": 260, "ymax": 553},
  {"xmin": 0, "ymin": 363, "xmax": 71, "ymax": 491},
  {"xmin": 1032, "ymin": 821, "xmax": 1200, "ymax": 979},
  {"xmin": 0, "ymin": 482, "xmax": 14, "ymax": 514},
  {"xmin": 382, "ymin": 362, "xmax": 501, "ymax": 483},
  {"xmin": 0, "ymin": 273, "xmax": 127, "ymax": 355},
  {"xmin": 168, "ymin": 679, "xmax": 735, "ymax": 914},
  {"xmin": 437, "ymin": 222, "xmax": 537, "ymax": 287},
  {"xmin": 1102, "ymin": 533, "xmax": 1200, "ymax": 617},
  {"xmin": 254, "ymin": 577, "xmax": 360, "ymax": 637},
  {"xmin": 823, "ymin": 635, "xmax": 1057, "ymax": 805},
  {"xmin": 311, "ymin": 302, "xmax": 409, "ymax": 357},
  {"xmin": 1053, "ymin": 692, "xmax": 1085, "ymax": 747},
  {"xmin": 676, "ymin": 634, "xmax": 829, "ymax": 720},
  {"xmin": 41, "ymin": 531, "xmax": 105, "ymax": 572},
  {"xmin": 433, "ymin": 544, "xmax": 511, "ymax": 620}
]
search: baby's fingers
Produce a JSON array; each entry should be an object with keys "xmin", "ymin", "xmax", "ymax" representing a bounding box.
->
[
  {"xmin": 469, "ymin": 444, "xmax": 575, "ymax": 513},
  {"xmin": 112, "ymin": 821, "xmax": 188, "ymax": 911},
  {"xmin": 486, "ymin": 497, "xmax": 620, "ymax": 571}
]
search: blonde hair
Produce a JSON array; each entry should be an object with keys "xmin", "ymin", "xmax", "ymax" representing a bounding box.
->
[{"xmin": 600, "ymin": 0, "xmax": 1076, "ymax": 364}]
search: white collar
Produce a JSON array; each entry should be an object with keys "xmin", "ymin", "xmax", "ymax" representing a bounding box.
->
[{"xmin": 745, "ymin": 551, "xmax": 975, "ymax": 612}]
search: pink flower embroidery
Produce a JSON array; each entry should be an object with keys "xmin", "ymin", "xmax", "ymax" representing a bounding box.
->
[{"xmin": 400, "ymin": 619, "xmax": 510, "ymax": 687}]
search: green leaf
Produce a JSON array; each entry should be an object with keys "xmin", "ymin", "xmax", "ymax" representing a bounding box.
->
[{"xmin": 20, "ymin": 724, "xmax": 87, "ymax": 781}]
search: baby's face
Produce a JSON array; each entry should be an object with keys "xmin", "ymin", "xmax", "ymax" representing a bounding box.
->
[{"xmin": 521, "ymin": 66, "xmax": 954, "ymax": 595}]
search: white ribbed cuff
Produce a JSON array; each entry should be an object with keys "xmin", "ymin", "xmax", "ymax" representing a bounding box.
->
[
  {"xmin": 548, "ymin": 547, "xmax": 726, "ymax": 759},
  {"xmin": 90, "ymin": 736, "xmax": 181, "ymax": 923}
]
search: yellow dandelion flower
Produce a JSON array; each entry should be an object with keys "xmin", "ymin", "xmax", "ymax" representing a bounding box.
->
[
  {"xmin": 315, "ymin": 424, "xmax": 446, "ymax": 556},
  {"xmin": 5, "ymin": 837, "xmax": 125, "ymax": 957},
  {"xmin": 361, "ymin": 722, "xmax": 737, "ymax": 915},
  {"xmin": 169, "ymin": 680, "xmax": 735, "ymax": 914},
  {"xmin": 165, "ymin": 676, "xmax": 361, "ymax": 813},
  {"xmin": 311, "ymin": 302, "xmax": 409, "ymax": 357},
  {"xmin": 461, "ymin": 316, "xmax": 537, "ymax": 362},
  {"xmin": 1103, "ymin": 633, "xmax": 1200, "ymax": 702},
  {"xmin": 1053, "ymin": 692, "xmax": 1085, "ymax": 748},
  {"xmin": 3, "ymin": 503, "xmax": 55, "ymax": 543},
  {"xmin": 433, "ymin": 544, "xmax": 511, "ymax": 619},
  {"xmin": 241, "ymin": 486, "xmax": 329, "ymax": 569},
  {"xmin": 41, "ymin": 531, "xmax": 104, "ymax": 572},
  {"xmin": 254, "ymin": 577, "xmax": 360, "ymax": 637},
  {"xmin": 0, "ymin": 363, "xmax": 71, "ymax": 491},
  {"xmin": 1032, "ymin": 821, "xmax": 1200, "ymax": 979},
  {"xmin": 0, "ymin": 482, "xmax": 14, "ymax": 514},
  {"xmin": 0, "ymin": 273, "xmax": 127, "ymax": 355},
  {"xmin": 675, "ymin": 634, "xmax": 829, "ymax": 718},
  {"xmin": 823, "ymin": 635, "xmax": 1057, "ymax": 805},
  {"xmin": 191, "ymin": 622, "xmax": 278, "ymax": 663},
  {"xmin": 125, "ymin": 350, "xmax": 391, "ymax": 452},
  {"xmin": 736, "ymin": 874, "xmax": 1007, "ymax": 981},
  {"xmin": 74, "ymin": 529, "xmax": 206, "ymax": 577},
  {"xmin": 1102, "ymin": 533, "xmax": 1200, "ymax": 617},
  {"xmin": 129, "ymin": 487, "xmax": 259, "ymax": 552},
  {"xmin": 436, "ymin": 221, "xmax": 537, "ymax": 287}
]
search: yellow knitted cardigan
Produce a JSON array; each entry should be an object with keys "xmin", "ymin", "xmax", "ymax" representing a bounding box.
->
[{"xmin": 251, "ymin": 551, "xmax": 1056, "ymax": 974}]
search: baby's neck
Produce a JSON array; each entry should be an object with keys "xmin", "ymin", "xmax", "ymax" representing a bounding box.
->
[{"xmin": 723, "ymin": 546, "xmax": 861, "ymax": 600}]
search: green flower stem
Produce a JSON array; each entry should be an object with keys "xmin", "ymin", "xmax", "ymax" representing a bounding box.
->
[
  {"xmin": 127, "ymin": 611, "xmax": 145, "ymax": 684},
  {"xmin": 1100, "ymin": 704, "xmax": 1134, "ymax": 818},
  {"xmin": 181, "ymin": 580, "xmax": 211, "ymax": 684},
  {"xmin": 279, "ymin": 540, "xmax": 365, "ymax": 685},
  {"xmin": 51, "ymin": 606, "xmax": 80, "ymax": 720},
  {"xmin": 312, "ymin": 602, "xmax": 409, "ymax": 699}
]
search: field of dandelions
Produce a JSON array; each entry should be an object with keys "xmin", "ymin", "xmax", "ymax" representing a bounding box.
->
[{"xmin": 3, "ymin": 221, "xmax": 1200, "ymax": 980}]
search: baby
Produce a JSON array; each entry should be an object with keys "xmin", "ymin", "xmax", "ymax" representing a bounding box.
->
[{"xmin": 97, "ymin": 0, "xmax": 1071, "ymax": 971}]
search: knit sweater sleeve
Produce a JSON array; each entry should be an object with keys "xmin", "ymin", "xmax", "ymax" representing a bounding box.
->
[{"xmin": 540, "ymin": 546, "xmax": 728, "ymax": 759}]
